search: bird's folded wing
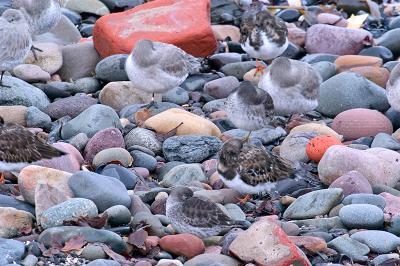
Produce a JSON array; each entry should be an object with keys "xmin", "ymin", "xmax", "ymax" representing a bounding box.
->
[
  {"xmin": 238, "ymin": 146, "xmax": 295, "ymax": 185},
  {"xmin": 182, "ymin": 197, "xmax": 233, "ymax": 227},
  {"xmin": 0, "ymin": 126, "xmax": 64, "ymax": 163},
  {"xmin": 155, "ymin": 43, "xmax": 200, "ymax": 77}
]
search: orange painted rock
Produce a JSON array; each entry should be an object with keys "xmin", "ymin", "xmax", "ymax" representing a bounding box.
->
[
  {"xmin": 332, "ymin": 108, "xmax": 393, "ymax": 141},
  {"xmin": 306, "ymin": 135, "xmax": 343, "ymax": 162},
  {"xmin": 159, "ymin": 233, "xmax": 205, "ymax": 258},
  {"xmin": 334, "ymin": 55, "xmax": 383, "ymax": 73},
  {"xmin": 93, "ymin": 0, "xmax": 217, "ymax": 57},
  {"xmin": 349, "ymin": 66, "xmax": 390, "ymax": 88}
]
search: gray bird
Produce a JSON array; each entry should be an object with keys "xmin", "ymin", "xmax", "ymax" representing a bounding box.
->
[
  {"xmin": 0, "ymin": 9, "xmax": 32, "ymax": 88},
  {"xmin": 166, "ymin": 186, "xmax": 247, "ymax": 238},
  {"xmin": 12, "ymin": 0, "xmax": 62, "ymax": 36},
  {"xmin": 12, "ymin": 0, "xmax": 62, "ymax": 59},
  {"xmin": 387, "ymin": 63, "xmax": 400, "ymax": 112},
  {"xmin": 258, "ymin": 57, "xmax": 322, "ymax": 116},
  {"xmin": 225, "ymin": 81, "xmax": 274, "ymax": 131},
  {"xmin": 125, "ymin": 39, "xmax": 201, "ymax": 107}
]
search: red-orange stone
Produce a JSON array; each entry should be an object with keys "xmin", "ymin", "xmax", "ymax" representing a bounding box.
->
[
  {"xmin": 306, "ymin": 135, "xmax": 343, "ymax": 162},
  {"xmin": 93, "ymin": 0, "xmax": 217, "ymax": 58},
  {"xmin": 159, "ymin": 233, "xmax": 205, "ymax": 258}
]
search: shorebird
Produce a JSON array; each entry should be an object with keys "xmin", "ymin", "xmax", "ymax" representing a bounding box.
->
[
  {"xmin": 225, "ymin": 81, "xmax": 274, "ymax": 131},
  {"xmin": 217, "ymin": 138, "xmax": 322, "ymax": 200},
  {"xmin": 12, "ymin": 0, "xmax": 62, "ymax": 59},
  {"xmin": 239, "ymin": 4, "xmax": 289, "ymax": 74},
  {"xmin": 166, "ymin": 186, "xmax": 248, "ymax": 238},
  {"xmin": 0, "ymin": 9, "xmax": 32, "ymax": 88},
  {"xmin": 125, "ymin": 39, "xmax": 201, "ymax": 108},
  {"xmin": 0, "ymin": 116, "xmax": 66, "ymax": 182},
  {"xmin": 258, "ymin": 57, "xmax": 322, "ymax": 116},
  {"xmin": 387, "ymin": 63, "xmax": 400, "ymax": 112}
]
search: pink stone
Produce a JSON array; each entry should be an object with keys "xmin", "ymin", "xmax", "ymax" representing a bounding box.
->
[
  {"xmin": 332, "ymin": 108, "xmax": 393, "ymax": 141},
  {"xmin": 84, "ymin": 128, "xmax": 125, "ymax": 162},
  {"xmin": 133, "ymin": 167, "xmax": 150, "ymax": 178},
  {"xmin": 37, "ymin": 143, "xmax": 83, "ymax": 173},
  {"xmin": 305, "ymin": 24, "xmax": 373, "ymax": 55},
  {"xmin": 329, "ymin": 170, "xmax": 373, "ymax": 196},
  {"xmin": 381, "ymin": 192, "xmax": 400, "ymax": 222}
]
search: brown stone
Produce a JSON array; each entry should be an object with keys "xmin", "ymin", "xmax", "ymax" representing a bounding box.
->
[
  {"xmin": 350, "ymin": 66, "xmax": 390, "ymax": 88},
  {"xmin": 334, "ymin": 55, "xmax": 383, "ymax": 72},
  {"xmin": 0, "ymin": 106, "xmax": 27, "ymax": 126},
  {"xmin": 0, "ymin": 207, "xmax": 34, "ymax": 238}
]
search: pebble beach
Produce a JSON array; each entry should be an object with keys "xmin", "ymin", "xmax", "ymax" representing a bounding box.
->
[{"xmin": 0, "ymin": 0, "xmax": 400, "ymax": 265}]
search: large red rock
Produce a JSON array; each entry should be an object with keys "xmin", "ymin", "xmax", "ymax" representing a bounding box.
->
[
  {"xmin": 93, "ymin": 0, "xmax": 217, "ymax": 57},
  {"xmin": 159, "ymin": 233, "xmax": 205, "ymax": 258},
  {"xmin": 332, "ymin": 108, "xmax": 393, "ymax": 141},
  {"xmin": 229, "ymin": 216, "xmax": 311, "ymax": 266}
]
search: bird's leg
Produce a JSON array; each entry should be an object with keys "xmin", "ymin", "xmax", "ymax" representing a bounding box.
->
[
  {"xmin": 144, "ymin": 93, "xmax": 156, "ymax": 109},
  {"xmin": 243, "ymin": 131, "xmax": 253, "ymax": 142},
  {"xmin": 31, "ymin": 45, "xmax": 43, "ymax": 61},
  {"xmin": 0, "ymin": 71, "xmax": 10, "ymax": 88},
  {"xmin": 237, "ymin": 194, "xmax": 252, "ymax": 204},
  {"xmin": 254, "ymin": 59, "xmax": 266, "ymax": 76},
  {"xmin": 0, "ymin": 173, "xmax": 5, "ymax": 184}
]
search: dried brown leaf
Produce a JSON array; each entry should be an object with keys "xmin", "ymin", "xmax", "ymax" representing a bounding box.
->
[
  {"xmin": 63, "ymin": 213, "xmax": 108, "ymax": 229},
  {"xmin": 128, "ymin": 228, "xmax": 148, "ymax": 249},
  {"xmin": 98, "ymin": 243, "xmax": 136, "ymax": 266},
  {"xmin": 38, "ymin": 235, "xmax": 63, "ymax": 257},
  {"xmin": 135, "ymin": 109, "xmax": 152, "ymax": 128},
  {"xmin": 61, "ymin": 234, "xmax": 87, "ymax": 252},
  {"xmin": 155, "ymin": 122, "xmax": 184, "ymax": 142}
]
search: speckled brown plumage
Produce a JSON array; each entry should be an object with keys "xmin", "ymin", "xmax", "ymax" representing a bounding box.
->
[
  {"xmin": 240, "ymin": 8, "xmax": 288, "ymax": 50},
  {"xmin": 0, "ymin": 117, "xmax": 66, "ymax": 165},
  {"xmin": 166, "ymin": 186, "xmax": 248, "ymax": 238},
  {"xmin": 218, "ymin": 138, "xmax": 294, "ymax": 186},
  {"xmin": 217, "ymin": 138, "xmax": 322, "ymax": 195}
]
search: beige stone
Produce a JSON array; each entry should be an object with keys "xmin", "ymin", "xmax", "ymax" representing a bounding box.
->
[
  {"xmin": 18, "ymin": 166, "xmax": 73, "ymax": 205},
  {"xmin": 24, "ymin": 42, "xmax": 63, "ymax": 75},
  {"xmin": 0, "ymin": 106, "xmax": 27, "ymax": 126},
  {"xmin": 99, "ymin": 81, "xmax": 160, "ymax": 111},
  {"xmin": 145, "ymin": 108, "xmax": 221, "ymax": 137},
  {"xmin": 290, "ymin": 123, "xmax": 343, "ymax": 140},
  {"xmin": 92, "ymin": 147, "xmax": 133, "ymax": 168},
  {"xmin": 0, "ymin": 207, "xmax": 34, "ymax": 238},
  {"xmin": 212, "ymin": 25, "xmax": 240, "ymax": 42}
]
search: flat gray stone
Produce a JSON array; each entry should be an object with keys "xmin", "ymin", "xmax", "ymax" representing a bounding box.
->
[
  {"xmin": 351, "ymin": 230, "xmax": 400, "ymax": 253},
  {"xmin": 328, "ymin": 235, "xmax": 370, "ymax": 259},
  {"xmin": 283, "ymin": 188, "xmax": 343, "ymax": 219},
  {"xmin": 316, "ymin": 72, "xmax": 390, "ymax": 117},
  {"xmin": 61, "ymin": 104, "xmax": 121, "ymax": 139},
  {"xmin": 39, "ymin": 226, "xmax": 127, "ymax": 254},
  {"xmin": 339, "ymin": 204, "xmax": 384, "ymax": 229}
]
